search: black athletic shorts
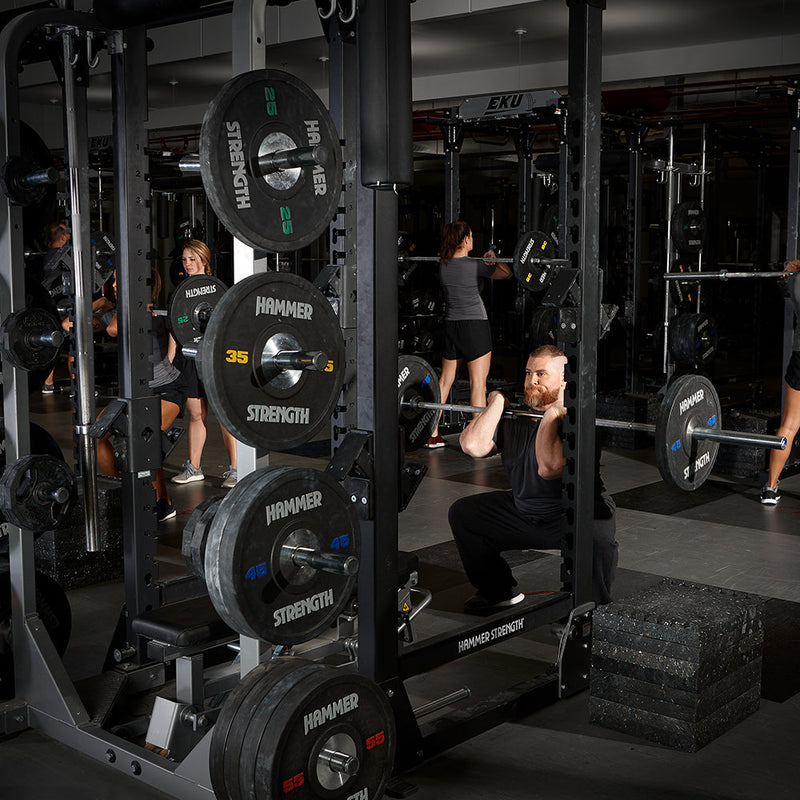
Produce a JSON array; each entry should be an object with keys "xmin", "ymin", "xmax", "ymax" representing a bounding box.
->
[
  {"xmin": 179, "ymin": 354, "xmax": 205, "ymax": 399},
  {"xmin": 442, "ymin": 319, "xmax": 492, "ymax": 362},
  {"xmin": 153, "ymin": 374, "xmax": 188, "ymax": 417},
  {"xmin": 786, "ymin": 350, "xmax": 800, "ymax": 391}
]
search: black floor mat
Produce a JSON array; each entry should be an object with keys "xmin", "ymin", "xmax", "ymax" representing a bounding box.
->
[
  {"xmin": 761, "ymin": 597, "xmax": 800, "ymax": 702},
  {"xmin": 412, "ymin": 543, "xmax": 800, "ymax": 703},
  {"xmin": 612, "ymin": 479, "xmax": 737, "ymax": 515}
]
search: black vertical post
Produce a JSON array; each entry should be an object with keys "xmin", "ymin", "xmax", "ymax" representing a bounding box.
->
[
  {"xmin": 441, "ymin": 109, "xmax": 463, "ymax": 223},
  {"xmin": 515, "ymin": 124, "xmax": 536, "ymax": 235},
  {"xmin": 111, "ymin": 25, "xmax": 163, "ymax": 657},
  {"xmin": 783, "ymin": 84, "xmax": 800, "ymax": 388},
  {"xmin": 355, "ymin": 0, "xmax": 408, "ymax": 683},
  {"xmin": 625, "ymin": 126, "xmax": 643, "ymax": 393},
  {"xmin": 562, "ymin": 0, "xmax": 604, "ymax": 609}
]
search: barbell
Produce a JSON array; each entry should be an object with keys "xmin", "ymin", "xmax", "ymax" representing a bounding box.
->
[
  {"xmin": 397, "ymin": 355, "xmax": 786, "ymax": 492},
  {"xmin": 400, "ymin": 230, "xmax": 569, "ymax": 294},
  {"xmin": 664, "ymin": 269, "xmax": 794, "ymax": 281}
]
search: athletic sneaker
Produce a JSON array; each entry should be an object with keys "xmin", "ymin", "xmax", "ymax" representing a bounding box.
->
[
  {"xmin": 425, "ymin": 435, "xmax": 445, "ymax": 449},
  {"xmin": 221, "ymin": 468, "xmax": 238, "ymax": 489},
  {"xmin": 171, "ymin": 461, "xmax": 204, "ymax": 484},
  {"xmin": 463, "ymin": 591, "xmax": 525, "ymax": 614},
  {"xmin": 760, "ymin": 484, "xmax": 780, "ymax": 505},
  {"xmin": 41, "ymin": 383, "xmax": 56, "ymax": 394},
  {"xmin": 154, "ymin": 499, "xmax": 177, "ymax": 522}
]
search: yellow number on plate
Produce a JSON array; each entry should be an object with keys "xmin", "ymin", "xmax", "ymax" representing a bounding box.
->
[{"xmin": 226, "ymin": 349, "xmax": 249, "ymax": 364}]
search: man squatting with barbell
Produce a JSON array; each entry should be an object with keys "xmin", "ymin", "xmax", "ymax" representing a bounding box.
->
[{"xmin": 449, "ymin": 344, "xmax": 619, "ymax": 613}]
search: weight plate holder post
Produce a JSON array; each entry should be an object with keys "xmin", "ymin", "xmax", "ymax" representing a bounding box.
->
[
  {"xmin": 203, "ymin": 465, "xmax": 360, "ymax": 645},
  {"xmin": 185, "ymin": 68, "xmax": 343, "ymax": 253},
  {"xmin": 209, "ymin": 659, "xmax": 395, "ymax": 800},
  {"xmin": 398, "ymin": 361, "xmax": 787, "ymax": 492},
  {"xmin": 187, "ymin": 271, "xmax": 345, "ymax": 452}
]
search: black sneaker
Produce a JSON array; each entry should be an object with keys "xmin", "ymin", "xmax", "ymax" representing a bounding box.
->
[
  {"xmin": 464, "ymin": 591, "xmax": 525, "ymax": 614},
  {"xmin": 41, "ymin": 383, "xmax": 56, "ymax": 394},
  {"xmin": 154, "ymin": 499, "xmax": 177, "ymax": 522},
  {"xmin": 760, "ymin": 485, "xmax": 780, "ymax": 505}
]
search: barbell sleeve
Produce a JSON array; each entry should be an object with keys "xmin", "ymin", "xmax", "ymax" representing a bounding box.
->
[
  {"xmin": 690, "ymin": 426, "xmax": 787, "ymax": 450},
  {"xmin": 403, "ymin": 398, "xmax": 787, "ymax": 451}
]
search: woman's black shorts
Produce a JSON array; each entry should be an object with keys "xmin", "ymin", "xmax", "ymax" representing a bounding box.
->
[
  {"xmin": 173, "ymin": 349, "xmax": 205, "ymax": 399},
  {"xmin": 785, "ymin": 350, "xmax": 800, "ymax": 391},
  {"xmin": 442, "ymin": 319, "xmax": 492, "ymax": 362},
  {"xmin": 153, "ymin": 374, "xmax": 188, "ymax": 417}
]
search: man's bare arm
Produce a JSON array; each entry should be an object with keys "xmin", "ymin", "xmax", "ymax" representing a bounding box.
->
[{"xmin": 459, "ymin": 391, "xmax": 507, "ymax": 458}]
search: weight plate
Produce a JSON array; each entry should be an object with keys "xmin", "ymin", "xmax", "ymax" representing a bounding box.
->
[
  {"xmin": 199, "ymin": 68, "xmax": 343, "ymax": 252},
  {"xmin": 668, "ymin": 312, "xmax": 717, "ymax": 366},
  {"xmin": 227, "ymin": 661, "xmax": 328, "ymax": 800},
  {"xmin": 250, "ymin": 665, "xmax": 396, "ymax": 800},
  {"xmin": 0, "ymin": 307, "xmax": 63, "ymax": 372},
  {"xmin": 671, "ymin": 200, "xmax": 707, "ymax": 255},
  {"xmin": 200, "ymin": 272, "xmax": 344, "ymax": 452},
  {"xmin": 209, "ymin": 658, "xmax": 325, "ymax": 800},
  {"xmin": 542, "ymin": 203, "xmax": 559, "ymax": 241},
  {"xmin": 0, "ymin": 422, "xmax": 65, "ymax": 553},
  {"xmin": 168, "ymin": 274, "xmax": 228, "ymax": 348},
  {"xmin": 19, "ymin": 123, "xmax": 59, "ymax": 249},
  {"xmin": 655, "ymin": 374, "xmax": 721, "ymax": 491},
  {"xmin": 204, "ymin": 466, "xmax": 359, "ymax": 644},
  {"xmin": 91, "ymin": 230, "xmax": 116, "ymax": 289},
  {"xmin": 0, "ymin": 454, "xmax": 75, "ymax": 533},
  {"xmin": 398, "ymin": 355, "xmax": 441, "ymax": 452},
  {"xmin": 529, "ymin": 306, "xmax": 558, "ymax": 347},
  {"xmin": 0, "ymin": 562, "xmax": 71, "ymax": 700},
  {"xmin": 180, "ymin": 495, "xmax": 224, "ymax": 578},
  {"xmin": 513, "ymin": 230, "xmax": 557, "ymax": 293}
]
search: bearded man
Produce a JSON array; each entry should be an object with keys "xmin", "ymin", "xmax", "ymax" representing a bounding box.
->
[{"xmin": 449, "ymin": 344, "xmax": 618, "ymax": 613}]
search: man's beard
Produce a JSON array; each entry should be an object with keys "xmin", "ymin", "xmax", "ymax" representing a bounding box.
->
[{"xmin": 525, "ymin": 384, "xmax": 560, "ymax": 408}]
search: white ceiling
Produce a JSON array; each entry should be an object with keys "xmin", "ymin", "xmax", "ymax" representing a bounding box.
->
[{"xmin": 4, "ymin": 0, "xmax": 800, "ymax": 140}]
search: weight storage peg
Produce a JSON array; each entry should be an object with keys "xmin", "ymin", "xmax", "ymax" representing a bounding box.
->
[
  {"xmin": 399, "ymin": 360, "xmax": 786, "ymax": 492},
  {"xmin": 203, "ymin": 465, "xmax": 360, "ymax": 644},
  {"xmin": 0, "ymin": 308, "xmax": 65, "ymax": 372},
  {"xmin": 198, "ymin": 69, "xmax": 343, "ymax": 253},
  {"xmin": 0, "ymin": 155, "xmax": 59, "ymax": 206}
]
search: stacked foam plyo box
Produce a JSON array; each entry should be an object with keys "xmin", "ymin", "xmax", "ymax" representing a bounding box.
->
[{"xmin": 590, "ymin": 578, "xmax": 764, "ymax": 752}]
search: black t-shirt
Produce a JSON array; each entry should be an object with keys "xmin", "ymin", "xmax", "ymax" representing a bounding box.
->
[{"xmin": 496, "ymin": 416, "xmax": 611, "ymax": 520}]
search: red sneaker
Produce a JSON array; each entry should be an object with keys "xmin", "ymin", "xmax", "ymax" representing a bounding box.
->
[{"xmin": 425, "ymin": 435, "xmax": 445, "ymax": 449}]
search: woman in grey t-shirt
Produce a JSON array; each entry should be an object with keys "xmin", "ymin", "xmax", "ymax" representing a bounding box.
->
[{"xmin": 425, "ymin": 220, "xmax": 512, "ymax": 448}]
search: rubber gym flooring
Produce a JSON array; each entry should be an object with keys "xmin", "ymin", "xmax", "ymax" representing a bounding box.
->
[{"xmin": 1, "ymin": 386, "xmax": 799, "ymax": 800}]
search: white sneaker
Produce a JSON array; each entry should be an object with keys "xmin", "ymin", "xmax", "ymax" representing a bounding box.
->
[
  {"xmin": 221, "ymin": 468, "xmax": 238, "ymax": 489},
  {"xmin": 171, "ymin": 461, "xmax": 204, "ymax": 484}
]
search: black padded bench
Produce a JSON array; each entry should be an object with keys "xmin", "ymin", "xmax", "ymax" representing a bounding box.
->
[{"xmin": 132, "ymin": 594, "xmax": 234, "ymax": 655}]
